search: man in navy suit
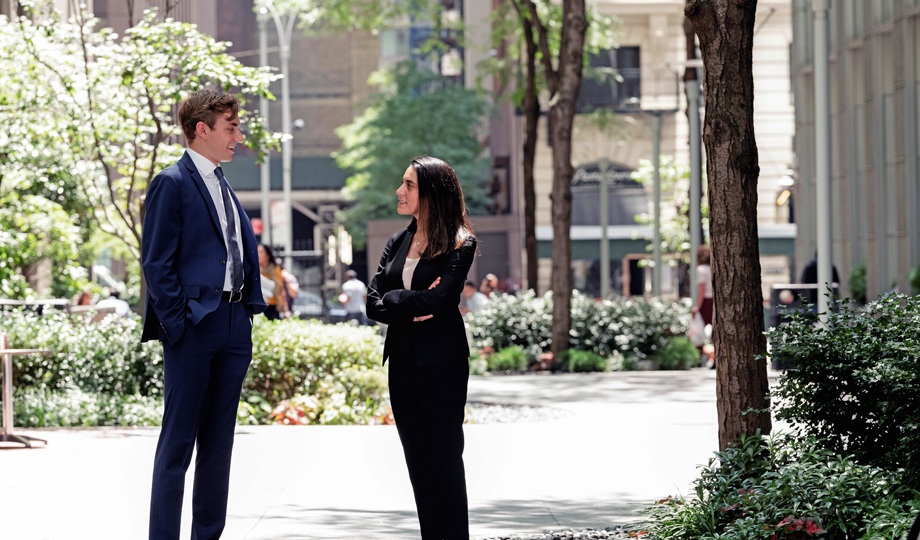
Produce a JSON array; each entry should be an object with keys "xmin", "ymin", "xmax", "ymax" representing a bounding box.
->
[{"xmin": 141, "ymin": 90, "xmax": 267, "ymax": 540}]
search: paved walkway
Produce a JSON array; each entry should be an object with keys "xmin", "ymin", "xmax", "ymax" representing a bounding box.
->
[{"xmin": 1, "ymin": 369, "xmax": 773, "ymax": 539}]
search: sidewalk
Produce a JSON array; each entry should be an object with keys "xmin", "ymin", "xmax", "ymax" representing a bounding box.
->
[{"xmin": 0, "ymin": 369, "xmax": 754, "ymax": 539}]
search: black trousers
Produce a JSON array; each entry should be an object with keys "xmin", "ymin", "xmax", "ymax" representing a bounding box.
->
[
  {"xmin": 150, "ymin": 301, "xmax": 252, "ymax": 540},
  {"xmin": 389, "ymin": 352, "xmax": 470, "ymax": 540}
]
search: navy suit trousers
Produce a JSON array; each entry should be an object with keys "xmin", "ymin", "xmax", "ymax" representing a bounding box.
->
[{"xmin": 149, "ymin": 301, "xmax": 252, "ymax": 540}]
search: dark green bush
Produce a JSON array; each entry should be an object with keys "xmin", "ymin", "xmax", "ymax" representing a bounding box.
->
[
  {"xmin": 486, "ymin": 346, "xmax": 528, "ymax": 372},
  {"xmin": 469, "ymin": 291, "xmax": 690, "ymax": 364},
  {"xmin": 848, "ymin": 261, "xmax": 867, "ymax": 304},
  {"xmin": 768, "ymin": 293, "xmax": 920, "ymax": 488},
  {"xmin": 557, "ymin": 349, "xmax": 607, "ymax": 372},
  {"xmin": 656, "ymin": 337, "xmax": 699, "ymax": 370},
  {"xmin": 640, "ymin": 432, "xmax": 920, "ymax": 540}
]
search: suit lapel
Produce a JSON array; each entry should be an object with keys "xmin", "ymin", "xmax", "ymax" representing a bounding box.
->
[
  {"xmin": 180, "ymin": 152, "xmax": 224, "ymax": 241},
  {"xmin": 388, "ymin": 229, "xmax": 413, "ymax": 288}
]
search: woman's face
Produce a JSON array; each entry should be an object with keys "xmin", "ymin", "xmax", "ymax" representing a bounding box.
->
[
  {"xmin": 258, "ymin": 245, "xmax": 268, "ymax": 267},
  {"xmin": 396, "ymin": 165, "xmax": 420, "ymax": 219}
]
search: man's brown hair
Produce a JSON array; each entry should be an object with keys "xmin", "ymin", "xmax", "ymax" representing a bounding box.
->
[{"xmin": 178, "ymin": 90, "xmax": 241, "ymax": 142}]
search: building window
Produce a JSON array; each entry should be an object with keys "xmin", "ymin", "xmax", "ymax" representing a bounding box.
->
[{"xmin": 577, "ymin": 46, "xmax": 641, "ymax": 113}]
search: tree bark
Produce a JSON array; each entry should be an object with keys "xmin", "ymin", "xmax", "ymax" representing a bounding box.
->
[
  {"xmin": 685, "ymin": 0, "xmax": 771, "ymax": 450},
  {"xmin": 548, "ymin": 0, "xmax": 587, "ymax": 355},
  {"xmin": 513, "ymin": 0, "xmax": 540, "ymax": 292},
  {"xmin": 526, "ymin": 0, "xmax": 588, "ymax": 355}
]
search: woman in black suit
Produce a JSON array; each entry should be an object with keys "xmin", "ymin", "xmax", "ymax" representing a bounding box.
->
[{"xmin": 366, "ymin": 156, "xmax": 477, "ymax": 540}]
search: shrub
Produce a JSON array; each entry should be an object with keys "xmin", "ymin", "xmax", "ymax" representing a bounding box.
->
[
  {"xmin": 656, "ymin": 337, "xmax": 699, "ymax": 370},
  {"xmin": 768, "ymin": 293, "xmax": 920, "ymax": 488},
  {"xmin": 640, "ymin": 432, "xmax": 920, "ymax": 540},
  {"xmin": 557, "ymin": 349, "xmax": 607, "ymax": 373},
  {"xmin": 486, "ymin": 346, "xmax": 528, "ymax": 372},
  {"xmin": 5, "ymin": 386, "xmax": 163, "ymax": 427},
  {"xmin": 245, "ymin": 316, "xmax": 389, "ymax": 424},
  {"xmin": 2, "ymin": 308, "xmax": 163, "ymax": 396},
  {"xmin": 468, "ymin": 290, "xmax": 552, "ymax": 362},
  {"xmin": 468, "ymin": 354, "xmax": 488, "ymax": 376},
  {"xmin": 1, "ymin": 308, "xmax": 389, "ymax": 427},
  {"xmin": 848, "ymin": 260, "xmax": 867, "ymax": 304},
  {"xmin": 469, "ymin": 291, "xmax": 690, "ymax": 364}
]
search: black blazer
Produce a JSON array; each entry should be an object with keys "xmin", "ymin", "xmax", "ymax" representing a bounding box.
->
[{"xmin": 366, "ymin": 220, "xmax": 477, "ymax": 367}]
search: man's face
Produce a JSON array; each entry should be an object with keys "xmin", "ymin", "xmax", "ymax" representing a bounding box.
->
[
  {"xmin": 463, "ymin": 285, "xmax": 475, "ymax": 299},
  {"xmin": 197, "ymin": 112, "xmax": 245, "ymax": 164}
]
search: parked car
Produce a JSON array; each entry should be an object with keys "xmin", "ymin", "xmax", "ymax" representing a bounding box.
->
[{"xmin": 291, "ymin": 291, "xmax": 348, "ymax": 324}]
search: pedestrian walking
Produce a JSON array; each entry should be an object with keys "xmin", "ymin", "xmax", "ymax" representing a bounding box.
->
[
  {"xmin": 340, "ymin": 269, "xmax": 367, "ymax": 325},
  {"xmin": 141, "ymin": 89, "xmax": 266, "ymax": 540},
  {"xmin": 366, "ymin": 156, "xmax": 477, "ymax": 540},
  {"xmin": 691, "ymin": 245, "xmax": 713, "ymax": 367}
]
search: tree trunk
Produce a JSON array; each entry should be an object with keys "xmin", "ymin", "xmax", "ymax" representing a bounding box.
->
[
  {"xmin": 547, "ymin": 0, "xmax": 587, "ymax": 356},
  {"xmin": 517, "ymin": 3, "xmax": 540, "ymax": 292},
  {"xmin": 685, "ymin": 0, "xmax": 771, "ymax": 450}
]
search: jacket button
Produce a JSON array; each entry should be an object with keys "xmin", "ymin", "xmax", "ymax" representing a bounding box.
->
[
  {"xmin": 215, "ymin": 287, "xmax": 221, "ymax": 293},
  {"xmin": 220, "ymin": 259, "xmax": 226, "ymax": 266}
]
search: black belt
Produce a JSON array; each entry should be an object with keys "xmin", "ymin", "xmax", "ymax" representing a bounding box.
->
[{"xmin": 222, "ymin": 290, "xmax": 243, "ymax": 303}]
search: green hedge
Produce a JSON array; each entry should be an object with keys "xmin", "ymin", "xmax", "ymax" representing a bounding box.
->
[
  {"xmin": 468, "ymin": 290, "xmax": 691, "ymax": 366},
  {"xmin": 243, "ymin": 316, "xmax": 387, "ymax": 425},
  {"xmin": 1, "ymin": 309, "xmax": 163, "ymax": 396},
  {"xmin": 0, "ymin": 309, "xmax": 387, "ymax": 427},
  {"xmin": 640, "ymin": 432, "xmax": 920, "ymax": 540}
]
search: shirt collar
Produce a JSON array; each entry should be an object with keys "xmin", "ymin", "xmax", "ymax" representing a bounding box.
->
[{"xmin": 186, "ymin": 148, "xmax": 218, "ymax": 179}]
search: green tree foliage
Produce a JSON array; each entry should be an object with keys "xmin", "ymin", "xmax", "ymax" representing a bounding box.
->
[
  {"xmin": 0, "ymin": 2, "xmax": 282, "ymax": 297},
  {"xmin": 631, "ymin": 155, "xmax": 709, "ymax": 265},
  {"xmin": 334, "ymin": 62, "xmax": 491, "ymax": 248}
]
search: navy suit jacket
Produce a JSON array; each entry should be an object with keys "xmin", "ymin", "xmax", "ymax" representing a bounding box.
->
[
  {"xmin": 141, "ymin": 152, "xmax": 267, "ymax": 345},
  {"xmin": 366, "ymin": 219, "xmax": 477, "ymax": 367}
]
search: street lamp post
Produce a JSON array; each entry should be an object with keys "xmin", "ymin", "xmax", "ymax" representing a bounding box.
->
[
  {"xmin": 259, "ymin": 0, "xmax": 298, "ymax": 271},
  {"xmin": 813, "ymin": 0, "xmax": 833, "ymax": 322},
  {"xmin": 257, "ymin": 10, "xmax": 272, "ymax": 246},
  {"xmin": 598, "ymin": 159, "xmax": 610, "ymax": 299}
]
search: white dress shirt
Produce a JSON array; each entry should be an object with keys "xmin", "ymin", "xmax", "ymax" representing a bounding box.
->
[{"xmin": 186, "ymin": 149, "xmax": 245, "ymax": 292}]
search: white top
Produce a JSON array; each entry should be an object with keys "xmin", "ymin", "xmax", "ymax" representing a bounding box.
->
[
  {"xmin": 342, "ymin": 278, "xmax": 367, "ymax": 314},
  {"xmin": 186, "ymin": 149, "xmax": 244, "ymax": 292},
  {"xmin": 697, "ymin": 264, "xmax": 713, "ymax": 299},
  {"xmin": 403, "ymin": 257, "xmax": 420, "ymax": 290},
  {"xmin": 97, "ymin": 296, "xmax": 131, "ymax": 317},
  {"xmin": 463, "ymin": 291, "xmax": 488, "ymax": 315}
]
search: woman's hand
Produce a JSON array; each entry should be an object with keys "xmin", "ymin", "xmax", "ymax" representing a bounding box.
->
[{"xmin": 412, "ymin": 277, "xmax": 442, "ymax": 322}]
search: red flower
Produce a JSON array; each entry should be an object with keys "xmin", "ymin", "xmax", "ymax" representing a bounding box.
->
[{"xmin": 804, "ymin": 521, "xmax": 826, "ymax": 535}]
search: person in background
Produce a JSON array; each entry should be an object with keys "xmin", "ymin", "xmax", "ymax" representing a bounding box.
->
[
  {"xmin": 480, "ymin": 273, "xmax": 498, "ymax": 297},
  {"xmin": 280, "ymin": 266, "xmax": 300, "ymax": 313},
  {"xmin": 97, "ymin": 289, "xmax": 131, "ymax": 317},
  {"xmin": 459, "ymin": 280, "xmax": 487, "ymax": 317},
  {"xmin": 76, "ymin": 290, "xmax": 93, "ymax": 306},
  {"xmin": 258, "ymin": 244, "xmax": 289, "ymax": 320},
  {"xmin": 340, "ymin": 269, "xmax": 367, "ymax": 325},
  {"xmin": 691, "ymin": 245, "xmax": 714, "ymax": 366}
]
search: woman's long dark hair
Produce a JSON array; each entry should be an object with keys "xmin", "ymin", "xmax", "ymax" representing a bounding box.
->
[{"xmin": 411, "ymin": 156, "xmax": 474, "ymax": 259}]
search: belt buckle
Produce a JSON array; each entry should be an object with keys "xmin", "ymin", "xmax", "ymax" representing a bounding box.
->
[{"xmin": 229, "ymin": 290, "xmax": 242, "ymax": 303}]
